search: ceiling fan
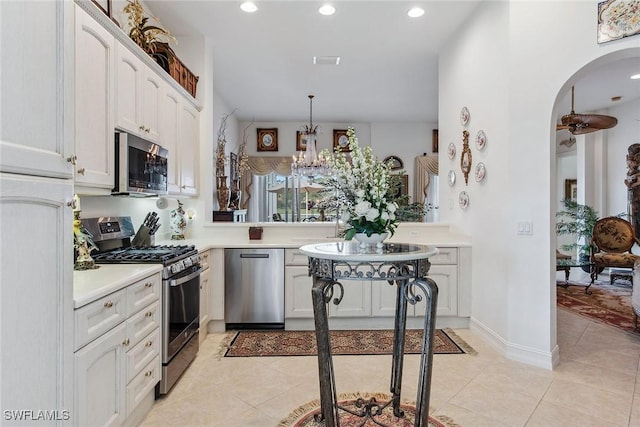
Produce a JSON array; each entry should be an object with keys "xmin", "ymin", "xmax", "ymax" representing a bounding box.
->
[
  {"xmin": 559, "ymin": 134, "xmax": 576, "ymax": 148},
  {"xmin": 556, "ymin": 86, "xmax": 618, "ymax": 135}
]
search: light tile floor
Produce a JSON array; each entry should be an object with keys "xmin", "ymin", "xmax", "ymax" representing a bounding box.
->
[{"xmin": 142, "ymin": 285, "xmax": 640, "ymax": 426}]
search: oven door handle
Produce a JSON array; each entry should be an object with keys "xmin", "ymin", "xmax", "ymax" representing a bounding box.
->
[{"xmin": 169, "ymin": 267, "xmax": 202, "ymax": 287}]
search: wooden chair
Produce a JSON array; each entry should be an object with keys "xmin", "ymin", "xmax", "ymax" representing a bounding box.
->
[{"xmin": 590, "ymin": 217, "xmax": 640, "ymax": 285}]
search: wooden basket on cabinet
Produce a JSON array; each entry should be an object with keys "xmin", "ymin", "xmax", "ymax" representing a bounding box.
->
[{"xmin": 150, "ymin": 42, "xmax": 199, "ymax": 98}]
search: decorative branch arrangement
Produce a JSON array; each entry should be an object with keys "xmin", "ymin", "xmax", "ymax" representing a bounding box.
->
[
  {"xmin": 215, "ymin": 109, "xmax": 237, "ymax": 177},
  {"xmin": 123, "ymin": 0, "xmax": 176, "ymax": 58},
  {"xmin": 237, "ymin": 119, "xmax": 253, "ymax": 179}
]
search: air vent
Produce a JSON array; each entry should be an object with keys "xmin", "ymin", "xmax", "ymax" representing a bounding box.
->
[{"xmin": 313, "ymin": 56, "xmax": 341, "ymax": 65}]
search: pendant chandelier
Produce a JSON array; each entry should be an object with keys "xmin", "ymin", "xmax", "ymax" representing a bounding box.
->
[{"xmin": 291, "ymin": 95, "xmax": 332, "ymax": 178}]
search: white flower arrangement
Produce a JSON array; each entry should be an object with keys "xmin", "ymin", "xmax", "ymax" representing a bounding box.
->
[{"xmin": 325, "ymin": 127, "xmax": 399, "ymax": 240}]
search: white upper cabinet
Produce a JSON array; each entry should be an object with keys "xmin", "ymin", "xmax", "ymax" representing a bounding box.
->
[
  {"xmin": 74, "ymin": 4, "xmax": 115, "ymax": 193},
  {"xmin": 159, "ymin": 85, "xmax": 181, "ymax": 194},
  {"xmin": 179, "ymin": 103, "xmax": 199, "ymax": 196},
  {"xmin": 0, "ymin": 1, "xmax": 74, "ymax": 179},
  {"xmin": 115, "ymin": 42, "xmax": 160, "ymax": 143},
  {"xmin": 161, "ymin": 83, "xmax": 200, "ymax": 196}
]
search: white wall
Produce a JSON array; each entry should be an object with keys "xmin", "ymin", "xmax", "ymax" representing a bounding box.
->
[
  {"xmin": 440, "ymin": 0, "xmax": 640, "ymax": 368},
  {"xmin": 439, "ymin": 0, "xmax": 511, "ymax": 349}
]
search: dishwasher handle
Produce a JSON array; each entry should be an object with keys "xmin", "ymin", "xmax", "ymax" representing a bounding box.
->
[{"xmin": 240, "ymin": 253, "xmax": 270, "ymax": 259}]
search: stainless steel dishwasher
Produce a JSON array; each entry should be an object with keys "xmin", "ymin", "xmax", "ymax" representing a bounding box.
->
[{"xmin": 224, "ymin": 248, "xmax": 285, "ymax": 329}]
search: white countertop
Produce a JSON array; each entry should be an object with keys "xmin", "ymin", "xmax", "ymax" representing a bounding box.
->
[{"xmin": 73, "ymin": 264, "xmax": 163, "ymax": 309}]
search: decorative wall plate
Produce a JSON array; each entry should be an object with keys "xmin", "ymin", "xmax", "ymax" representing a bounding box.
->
[
  {"xmin": 458, "ymin": 191, "xmax": 469, "ymax": 209},
  {"xmin": 460, "ymin": 106, "xmax": 470, "ymax": 126},
  {"xmin": 476, "ymin": 130, "xmax": 486, "ymax": 150},
  {"xmin": 447, "ymin": 142, "xmax": 456, "ymax": 160},
  {"xmin": 475, "ymin": 162, "xmax": 486, "ymax": 182},
  {"xmin": 448, "ymin": 170, "xmax": 456, "ymax": 186}
]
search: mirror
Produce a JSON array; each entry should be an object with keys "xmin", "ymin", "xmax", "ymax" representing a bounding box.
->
[{"xmin": 242, "ymin": 156, "xmax": 440, "ymax": 223}]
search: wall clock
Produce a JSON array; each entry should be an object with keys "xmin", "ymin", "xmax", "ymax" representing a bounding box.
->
[{"xmin": 383, "ymin": 155, "xmax": 404, "ymax": 171}]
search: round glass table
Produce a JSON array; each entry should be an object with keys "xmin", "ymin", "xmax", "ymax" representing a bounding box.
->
[{"xmin": 299, "ymin": 241, "xmax": 439, "ymax": 427}]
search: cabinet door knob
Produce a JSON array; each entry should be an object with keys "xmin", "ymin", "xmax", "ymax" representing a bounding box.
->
[
  {"xmin": 66, "ymin": 155, "xmax": 77, "ymax": 165},
  {"xmin": 122, "ymin": 338, "xmax": 130, "ymax": 346},
  {"xmin": 145, "ymin": 127, "xmax": 150, "ymax": 133},
  {"xmin": 104, "ymin": 301, "xmax": 113, "ymax": 308},
  {"xmin": 145, "ymin": 311, "xmax": 153, "ymax": 317},
  {"xmin": 181, "ymin": 185, "xmax": 186, "ymax": 189},
  {"xmin": 77, "ymin": 167, "xmax": 85, "ymax": 175},
  {"xmin": 139, "ymin": 125, "xmax": 145, "ymax": 131},
  {"xmin": 145, "ymin": 370, "xmax": 153, "ymax": 377},
  {"xmin": 145, "ymin": 340, "xmax": 153, "ymax": 347},
  {"xmin": 145, "ymin": 282, "xmax": 153, "ymax": 288}
]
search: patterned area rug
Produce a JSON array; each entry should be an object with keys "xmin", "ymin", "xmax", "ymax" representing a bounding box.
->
[
  {"xmin": 557, "ymin": 278, "xmax": 638, "ymax": 334},
  {"xmin": 276, "ymin": 392, "xmax": 461, "ymax": 427},
  {"xmin": 223, "ymin": 328, "xmax": 475, "ymax": 357}
]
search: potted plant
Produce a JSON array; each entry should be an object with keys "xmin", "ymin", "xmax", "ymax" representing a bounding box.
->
[{"xmin": 556, "ymin": 199, "xmax": 599, "ymax": 271}]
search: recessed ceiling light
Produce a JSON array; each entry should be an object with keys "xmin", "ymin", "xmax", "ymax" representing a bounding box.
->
[
  {"xmin": 318, "ymin": 4, "xmax": 335, "ymax": 16},
  {"xmin": 631, "ymin": 73, "xmax": 640, "ymax": 80},
  {"xmin": 407, "ymin": 7, "xmax": 425, "ymax": 18},
  {"xmin": 240, "ymin": 2, "xmax": 258, "ymax": 13}
]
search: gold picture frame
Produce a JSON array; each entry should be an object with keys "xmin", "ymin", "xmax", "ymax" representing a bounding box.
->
[
  {"xmin": 333, "ymin": 129, "xmax": 350, "ymax": 152},
  {"xmin": 257, "ymin": 128, "xmax": 278, "ymax": 152},
  {"xmin": 564, "ymin": 179, "xmax": 577, "ymax": 201},
  {"xmin": 432, "ymin": 129, "xmax": 439, "ymax": 153},
  {"xmin": 296, "ymin": 131, "xmax": 308, "ymax": 152}
]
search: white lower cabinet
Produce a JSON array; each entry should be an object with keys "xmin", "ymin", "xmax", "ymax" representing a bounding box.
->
[
  {"xmin": 284, "ymin": 247, "xmax": 468, "ymax": 329},
  {"xmin": 284, "ymin": 265, "xmax": 314, "ymax": 319},
  {"xmin": 199, "ymin": 249, "xmax": 211, "ymax": 343},
  {"xmin": 207, "ymin": 249, "xmax": 225, "ymax": 332},
  {"xmin": 74, "ymin": 323, "xmax": 127, "ymax": 427},
  {"xmin": 74, "ymin": 272, "xmax": 161, "ymax": 427}
]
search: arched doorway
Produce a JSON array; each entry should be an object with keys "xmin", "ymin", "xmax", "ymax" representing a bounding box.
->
[{"xmin": 551, "ymin": 48, "xmax": 640, "ymax": 357}]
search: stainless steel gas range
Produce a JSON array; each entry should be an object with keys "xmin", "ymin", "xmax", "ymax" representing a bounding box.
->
[{"xmin": 82, "ymin": 216, "xmax": 201, "ymax": 395}]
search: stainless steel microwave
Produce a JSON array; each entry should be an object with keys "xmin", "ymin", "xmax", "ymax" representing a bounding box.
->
[{"xmin": 113, "ymin": 132, "xmax": 169, "ymax": 196}]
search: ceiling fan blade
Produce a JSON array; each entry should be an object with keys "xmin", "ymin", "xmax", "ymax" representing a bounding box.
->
[
  {"xmin": 560, "ymin": 113, "xmax": 618, "ymax": 135},
  {"xmin": 558, "ymin": 86, "xmax": 618, "ymax": 135}
]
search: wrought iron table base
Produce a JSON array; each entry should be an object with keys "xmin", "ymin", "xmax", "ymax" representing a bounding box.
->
[{"xmin": 311, "ymin": 275, "xmax": 439, "ymax": 427}]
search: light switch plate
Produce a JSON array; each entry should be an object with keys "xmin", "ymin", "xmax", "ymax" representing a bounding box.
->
[{"xmin": 517, "ymin": 221, "xmax": 533, "ymax": 235}]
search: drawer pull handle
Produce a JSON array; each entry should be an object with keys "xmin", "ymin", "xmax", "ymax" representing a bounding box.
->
[
  {"xmin": 67, "ymin": 155, "xmax": 77, "ymax": 165},
  {"xmin": 77, "ymin": 167, "xmax": 85, "ymax": 175},
  {"xmin": 139, "ymin": 125, "xmax": 145, "ymax": 131},
  {"xmin": 145, "ymin": 370, "xmax": 153, "ymax": 377},
  {"xmin": 104, "ymin": 301, "xmax": 113, "ymax": 308},
  {"xmin": 145, "ymin": 282, "xmax": 153, "ymax": 288},
  {"xmin": 122, "ymin": 338, "xmax": 130, "ymax": 346},
  {"xmin": 145, "ymin": 311, "xmax": 153, "ymax": 317},
  {"xmin": 145, "ymin": 341, "xmax": 153, "ymax": 347}
]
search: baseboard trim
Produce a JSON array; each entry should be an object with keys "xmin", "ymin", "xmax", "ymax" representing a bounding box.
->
[{"xmin": 470, "ymin": 317, "xmax": 556, "ymax": 370}]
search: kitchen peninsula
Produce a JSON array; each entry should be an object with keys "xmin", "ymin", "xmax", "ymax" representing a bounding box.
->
[{"xmin": 158, "ymin": 221, "xmax": 471, "ymax": 333}]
